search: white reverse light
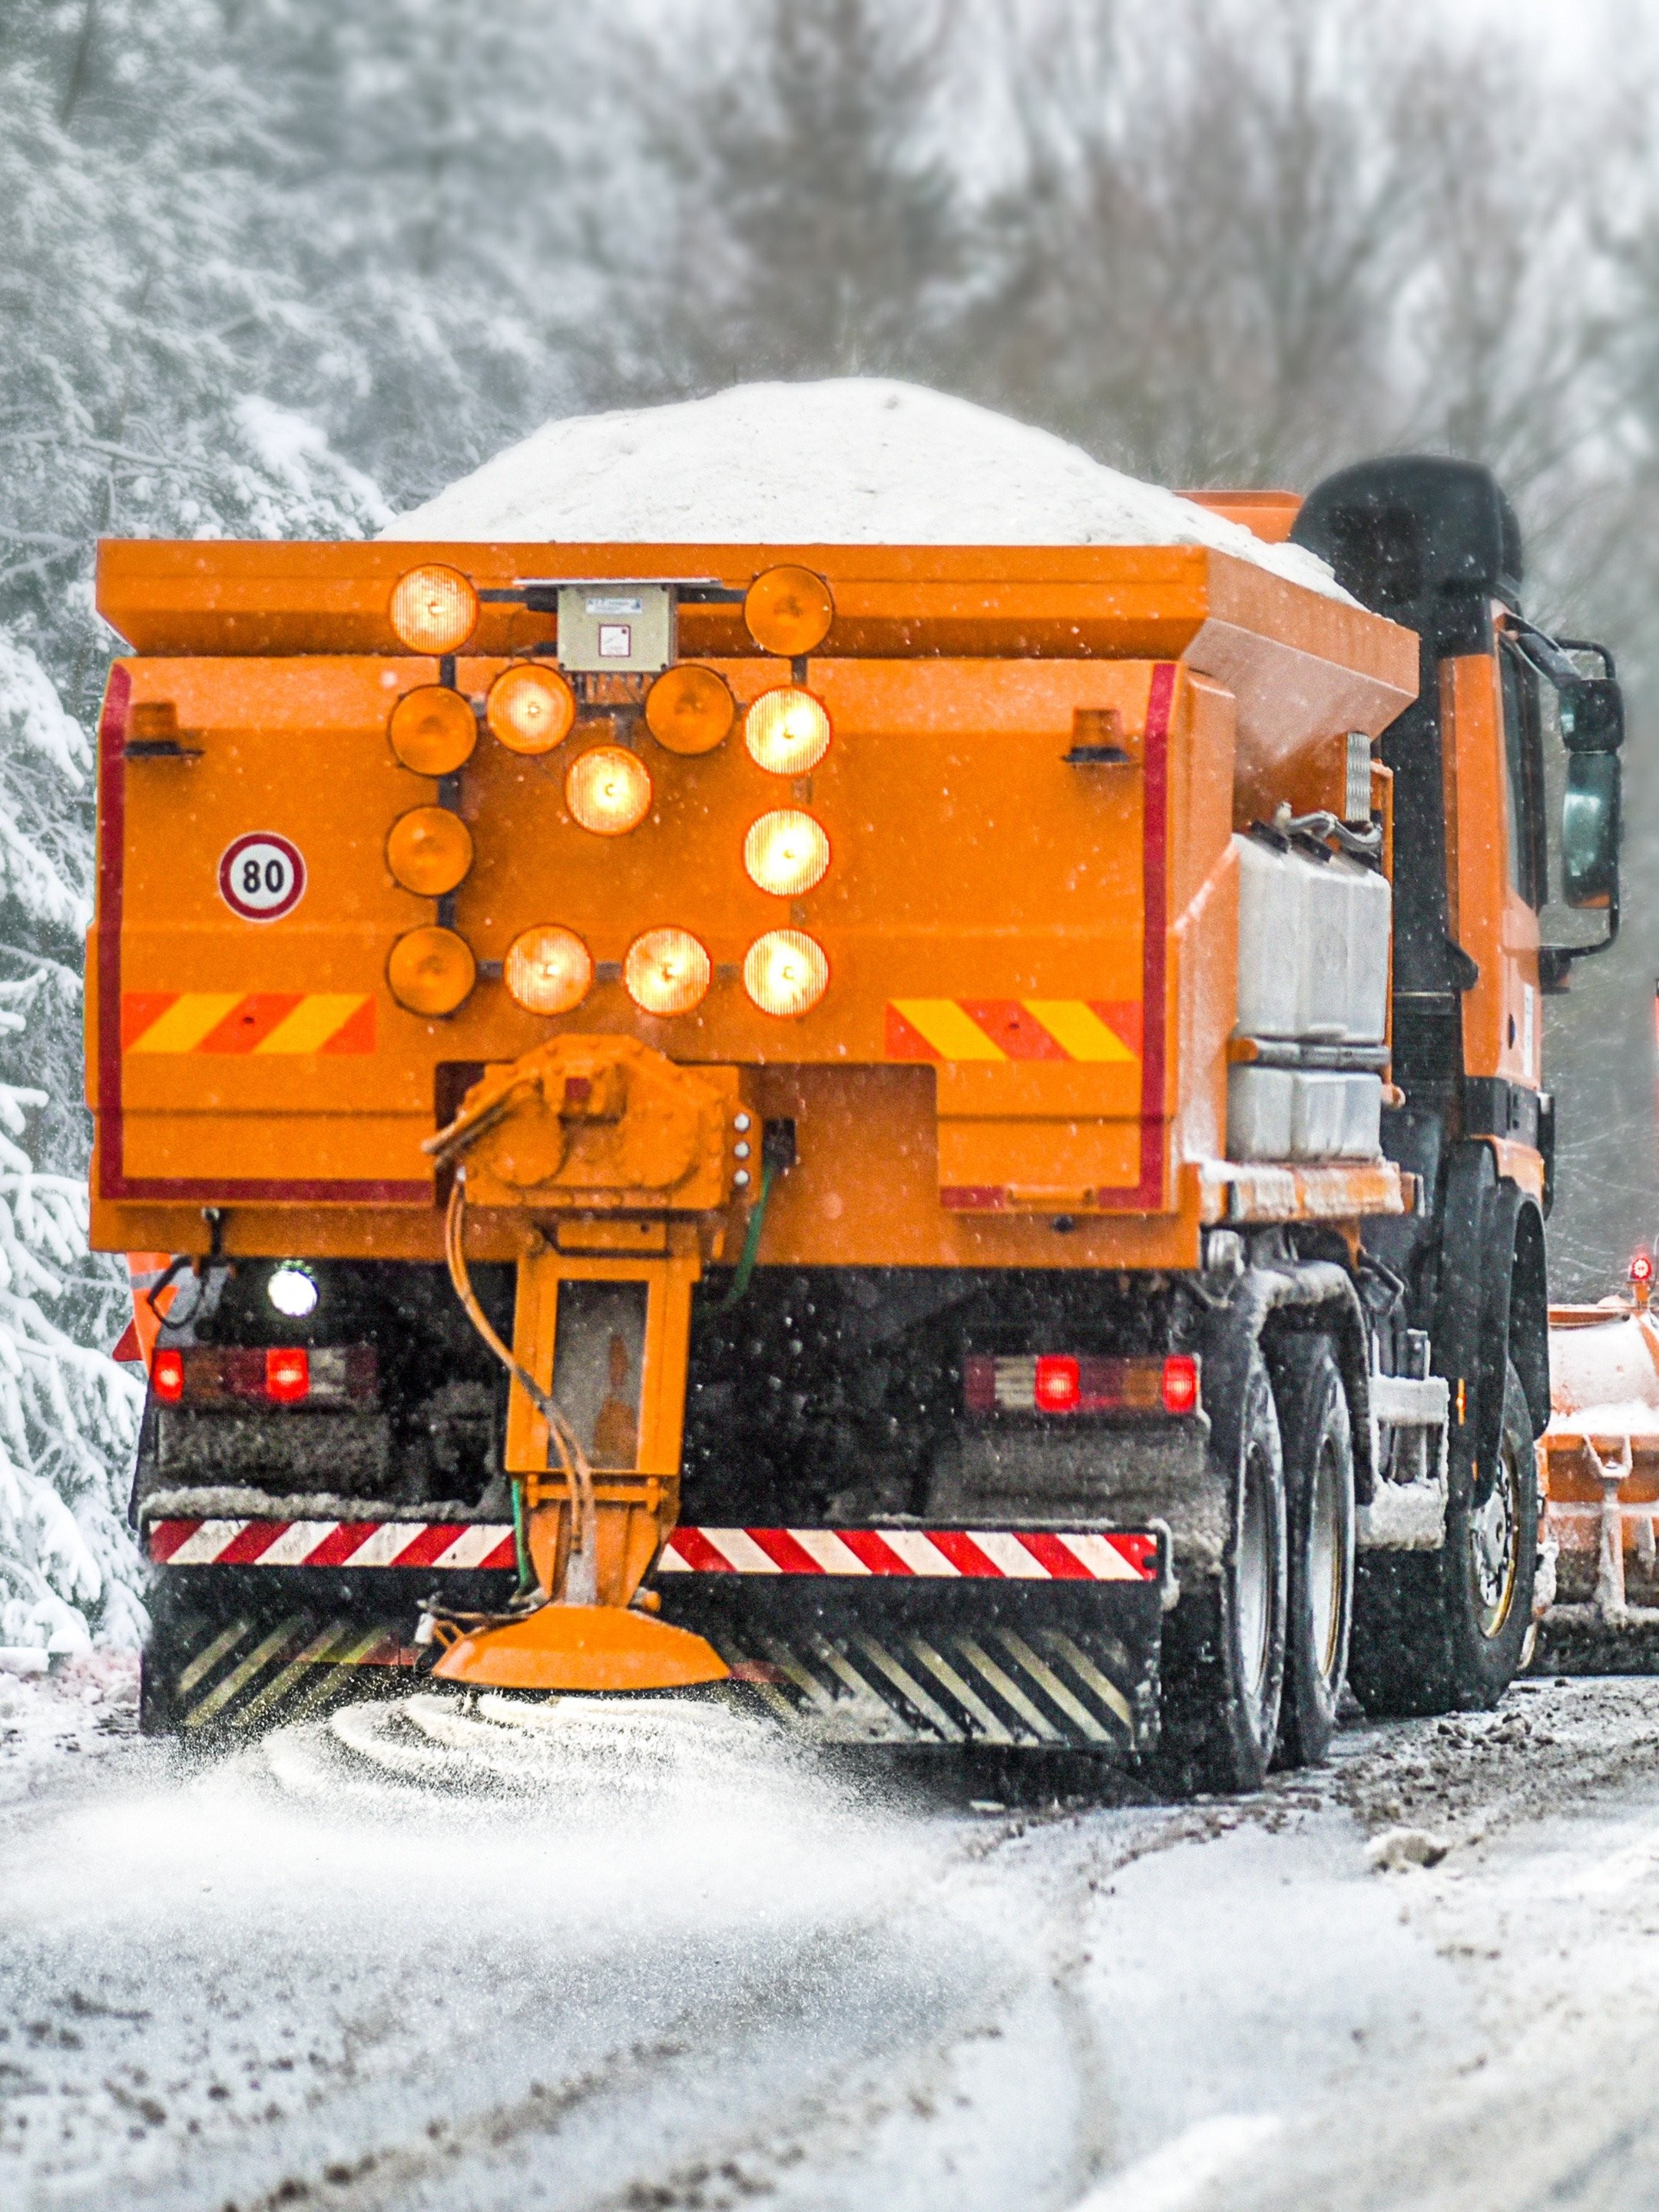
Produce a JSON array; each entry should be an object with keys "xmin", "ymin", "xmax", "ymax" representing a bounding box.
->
[{"xmin": 267, "ymin": 1264, "xmax": 320, "ymax": 1320}]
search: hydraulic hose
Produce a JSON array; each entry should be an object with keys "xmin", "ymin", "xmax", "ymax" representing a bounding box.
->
[
  {"xmin": 442, "ymin": 1175, "xmax": 599, "ymax": 1604},
  {"xmin": 717, "ymin": 1156, "xmax": 776, "ymax": 1311}
]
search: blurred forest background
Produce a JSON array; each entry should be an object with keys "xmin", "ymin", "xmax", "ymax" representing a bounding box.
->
[{"xmin": 0, "ymin": 0, "xmax": 1654, "ymax": 1635}]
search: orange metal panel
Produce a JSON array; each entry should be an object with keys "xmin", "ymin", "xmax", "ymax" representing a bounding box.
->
[
  {"xmin": 1441, "ymin": 651, "xmax": 1541, "ymax": 1088},
  {"xmin": 90, "ymin": 535, "xmax": 1422, "ymax": 1262},
  {"xmin": 1179, "ymin": 490, "xmax": 1303, "ymax": 543},
  {"xmin": 95, "ymin": 538, "xmax": 1416, "ymax": 713},
  {"xmin": 93, "ymin": 653, "xmax": 1182, "ymax": 1214},
  {"xmin": 98, "ymin": 538, "xmax": 1227, "ymax": 661},
  {"xmin": 89, "ymin": 1087, "xmax": 1217, "ymax": 1270},
  {"xmin": 1477, "ymin": 1137, "xmax": 1546, "ymax": 1204}
]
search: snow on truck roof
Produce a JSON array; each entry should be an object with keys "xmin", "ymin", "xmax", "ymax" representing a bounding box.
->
[{"xmin": 381, "ymin": 378, "xmax": 1348, "ymax": 601}]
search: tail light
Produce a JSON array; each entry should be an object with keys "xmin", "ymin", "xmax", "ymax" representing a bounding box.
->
[
  {"xmin": 965, "ymin": 1353, "xmax": 1201, "ymax": 1418},
  {"xmin": 266, "ymin": 1347, "xmax": 310, "ymax": 1403},
  {"xmin": 1034, "ymin": 1355, "xmax": 1081, "ymax": 1411},
  {"xmin": 151, "ymin": 1346, "xmax": 377, "ymax": 1408},
  {"xmin": 1161, "ymin": 1354, "xmax": 1200, "ymax": 1414}
]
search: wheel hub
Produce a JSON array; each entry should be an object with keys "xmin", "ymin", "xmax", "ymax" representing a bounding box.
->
[
  {"xmin": 1469, "ymin": 1448, "xmax": 1520, "ymax": 1637},
  {"xmin": 1238, "ymin": 1440, "xmax": 1273, "ymax": 1698},
  {"xmin": 1310, "ymin": 1435, "xmax": 1343, "ymax": 1681}
]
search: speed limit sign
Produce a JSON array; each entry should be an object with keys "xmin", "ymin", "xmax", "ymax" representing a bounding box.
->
[{"xmin": 218, "ymin": 832, "xmax": 306, "ymax": 922}]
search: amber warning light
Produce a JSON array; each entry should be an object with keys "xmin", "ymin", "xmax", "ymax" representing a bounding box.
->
[
  {"xmin": 965, "ymin": 1353, "xmax": 1201, "ymax": 1417},
  {"xmin": 389, "ymin": 565, "xmax": 478, "ymax": 655}
]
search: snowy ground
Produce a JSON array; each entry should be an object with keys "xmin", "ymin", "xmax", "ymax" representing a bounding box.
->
[{"xmin": 6, "ymin": 1667, "xmax": 1659, "ymax": 2212}]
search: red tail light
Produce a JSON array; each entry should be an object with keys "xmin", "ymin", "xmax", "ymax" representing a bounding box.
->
[
  {"xmin": 1161, "ymin": 1354, "xmax": 1200, "ymax": 1415},
  {"xmin": 150, "ymin": 1345, "xmax": 376, "ymax": 1408},
  {"xmin": 1034, "ymin": 1355, "xmax": 1081, "ymax": 1412},
  {"xmin": 965, "ymin": 1352, "xmax": 1202, "ymax": 1418},
  {"xmin": 265, "ymin": 1347, "xmax": 310, "ymax": 1404}
]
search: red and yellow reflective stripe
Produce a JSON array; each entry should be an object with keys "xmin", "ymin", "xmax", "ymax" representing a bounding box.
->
[
  {"xmin": 886, "ymin": 998, "xmax": 1141, "ymax": 1065},
  {"xmin": 122, "ymin": 993, "xmax": 375, "ymax": 1055}
]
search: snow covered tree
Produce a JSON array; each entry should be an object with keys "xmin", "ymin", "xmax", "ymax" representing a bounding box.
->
[
  {"xmin": 0, "ymin": 4, "xmax": 389, "ymax": 697},
  {"xmin": 594, "ymin": 0, "xmax": 971, "ymax": 402},
  {"xmin": 0, "ymin": 3, "xmax": 388, "ymax": 1645},
  {"xmin": 0, "ymin": 634, "xmax": 144, "ymax": 1651},
  {"xmin": 227, "ymin": 0, "xmax": 609, "ymax": 508}
]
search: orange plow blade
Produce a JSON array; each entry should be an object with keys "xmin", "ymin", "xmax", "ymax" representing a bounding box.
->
[{"xmin": 429, "ymin": 1604, "xmax": 729, "ymax": 1694}]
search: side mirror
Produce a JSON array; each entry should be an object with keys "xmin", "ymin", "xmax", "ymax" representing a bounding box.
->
[
  {"xmin": 1561, "ymin": 751, "xmax": 1621, "ymax": 908},
  {"xmin": 1561, "ymin": 676, "xmax": 1624, "ymax": 753}
]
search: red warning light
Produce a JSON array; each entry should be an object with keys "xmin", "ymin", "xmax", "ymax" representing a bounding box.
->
[
  {"xmin": 152, "ymin": 1348, "xmax": 184, "ymax": 1403},
  {"xmin": 1161, "ymin": 1354, "xmax": 1201, "ymax": 1415},
  {"xmin": 1632, "ymin": 1253, "xmax": 1654, "ymax": 1286},
  {"xmin": 265, "ymin": 1346, "xmax": 310, "ymax": 1404},
  {"xmin": 1034, "ymin": 1355, "xmax": 1082, "ymax": 1412}
]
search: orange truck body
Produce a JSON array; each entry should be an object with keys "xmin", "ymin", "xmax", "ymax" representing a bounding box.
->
[{"xmin": 90, "ymin": 536, "xmax": 1416, "ymax": 1271}]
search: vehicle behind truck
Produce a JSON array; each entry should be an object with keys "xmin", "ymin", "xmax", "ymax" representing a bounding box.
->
[{"xmin": 97, "ymin": 452, "xmax": 1624, "ymax": 1789}]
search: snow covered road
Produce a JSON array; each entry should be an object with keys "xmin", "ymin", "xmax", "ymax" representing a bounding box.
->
[{"xmin": 6, "ymin": 1664, "xmax": 1659, "ymax": 2212}]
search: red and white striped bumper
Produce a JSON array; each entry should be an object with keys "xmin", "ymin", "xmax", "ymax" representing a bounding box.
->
[
  {"xmin": 147, "ymin": 1518, "xmax": 1157, "ymax": 1583},
  {"xmin": 141, "ymin": 1515, "xmax": 1166, "ymax": 1753},
  {"xmin": 147, "ymin": 1518, "xmax": 518, "ymax": 1571},
  {"xmin": 660, "ymin": 1525, "xmax": 1158, "ymax": 1581}
]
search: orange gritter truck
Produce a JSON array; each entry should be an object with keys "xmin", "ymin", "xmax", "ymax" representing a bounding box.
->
[{"xmin": 94, "ymin": 456, "xmax": 1624, "ymax": 1789}]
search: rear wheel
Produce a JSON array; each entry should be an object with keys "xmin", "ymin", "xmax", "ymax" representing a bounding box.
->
[
  {"xmin": 1268, "ymin": 1335, "xmax": 1355, "ymax": 1767},
  {"xmin": 1157, "ymin": 1349, "xmax": 1286, "ymax": 1793},
  {"xmin": 1349, "ymin": 1358, "xmax": 1536, "ymax": 1717}
]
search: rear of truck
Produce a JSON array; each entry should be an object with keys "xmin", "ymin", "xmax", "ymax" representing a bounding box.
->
[{"xmin": 94, "ymin": 527, "xmax": 1443, "ymax": 1780}]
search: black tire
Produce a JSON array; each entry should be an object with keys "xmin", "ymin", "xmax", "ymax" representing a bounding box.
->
[
  {"xmin": 1349, "ymin": 1358, "xmax": 1536, "ymax": 1717},
  {"xmin": 1157, "ymin": 1348, "xmax": 1287, "ymax": 1793},
  {"xmin": 1267, "ymin": 1334, "xmax": 1355, "ymax": 1768}
]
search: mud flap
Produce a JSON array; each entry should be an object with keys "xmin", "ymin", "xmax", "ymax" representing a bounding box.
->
[
  {"xmin": 141, "ymin": 1537, "xmax": 1164, "ymax": 1753},
  {"xmin": 140, "ymin": 1571, "xmax": 430, "ymax": 1736},
  {"xmin": 654, "ymin": 1575, "xmax": 1164, "ymax": 1753}
]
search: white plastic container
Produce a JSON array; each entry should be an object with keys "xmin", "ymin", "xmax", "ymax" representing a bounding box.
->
[
  {"xmin": 1235, "ymin": 834, "xmax": 1306, "ymax": 1041},
  {"xmin": 1327, "ymin": 853, "xmax": 1390, "ymax": 1046},
  {"xmin": 1336, "ymin": 1069, "xmax": 1383, "ymax": 1156},
  {"xmin": 1234, "ymin": 833, "xmax": 1389, "ymax": 1046},
  {"xmin": 1227, "ymin": 1067, "xmax": 1383, "ymax": 1162}
]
